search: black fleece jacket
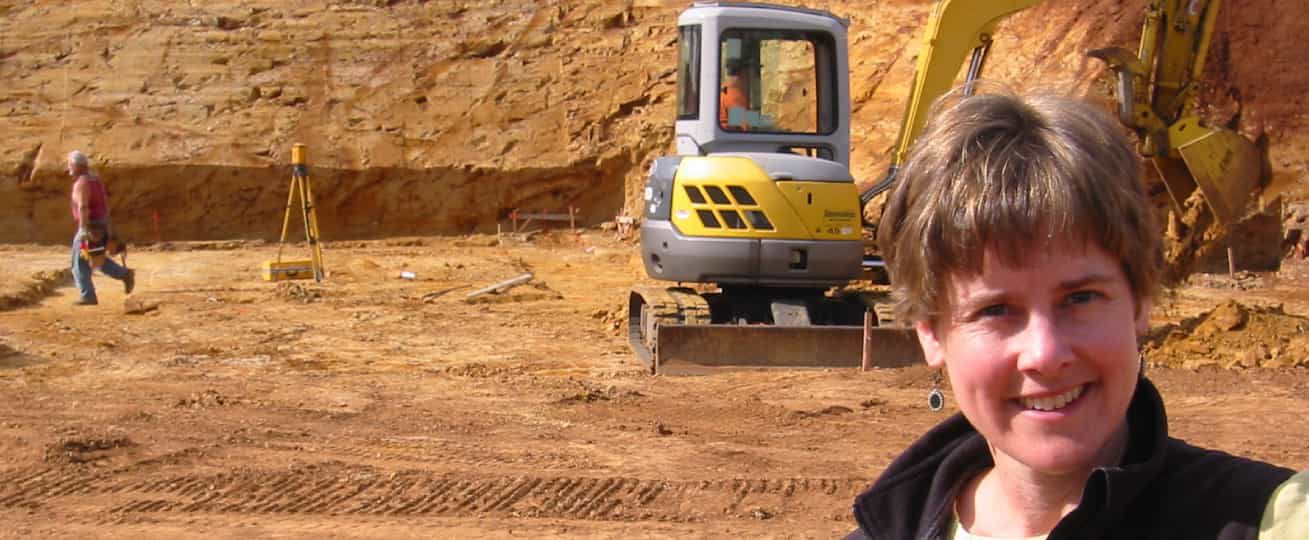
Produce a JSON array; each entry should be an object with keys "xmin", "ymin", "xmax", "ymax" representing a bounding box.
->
[{"xmin": 846, "ymin": 378, "xmax": 1293, "ymax": 540}]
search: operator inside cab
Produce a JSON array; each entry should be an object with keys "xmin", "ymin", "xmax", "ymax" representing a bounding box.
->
[{"xmin": 719, "ymin": 57, "xmax": 752, "ymax": 130}]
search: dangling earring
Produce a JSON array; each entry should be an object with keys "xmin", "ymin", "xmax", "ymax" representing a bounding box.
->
[{"xmin": 928, "ymin": 369, "xmax": 945, "ymax": 411}]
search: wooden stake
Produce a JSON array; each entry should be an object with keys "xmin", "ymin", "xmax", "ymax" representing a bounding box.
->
[{"xmin": 861, "ymin": 309, "xmax": 873, "ymax": 371}]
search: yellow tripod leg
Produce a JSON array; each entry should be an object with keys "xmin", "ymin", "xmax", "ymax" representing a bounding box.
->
[
  {"xmin": 275, "ymin": 175, "xmax": 299, "ymax": 263},
  {"xmin": 302, "ymin": 173, "xmax": 326, "ymax": 282},
  {"xmin": 294, "ymin": 173, "xmax": 317, "ymax": 282}
]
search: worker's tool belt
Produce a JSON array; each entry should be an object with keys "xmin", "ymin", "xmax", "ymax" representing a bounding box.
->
[{"xmin": 79, "ymin": 219, "xmax": 124, "ymax": 266}]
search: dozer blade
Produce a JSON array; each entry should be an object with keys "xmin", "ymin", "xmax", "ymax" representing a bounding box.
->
[
  {"xmin": 1170, "ymin": 119, "xmax": 1263, "ymax": 225},
  {"xmin": 654, "ymin": 324, "xmax": 922, "ymax": 376}
]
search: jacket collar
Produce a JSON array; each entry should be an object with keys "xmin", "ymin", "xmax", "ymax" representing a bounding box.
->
[{"xmin": 851, "ymin": 378, "xmax": 1169, "ymax": 540}]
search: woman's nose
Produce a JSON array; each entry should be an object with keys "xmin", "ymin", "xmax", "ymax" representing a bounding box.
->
[{"xmin": 1014, "ymin": 311, "xmax": 1071, "ymax": 373}]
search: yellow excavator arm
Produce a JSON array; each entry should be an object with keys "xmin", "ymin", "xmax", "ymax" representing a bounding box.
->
[
  {"xmin": 1090, "ymin": 0, "xmax": 1262, "ymax": 224},
  {"xmin": 892, "ymin": 0, "xmax": 1047, "ymax": 167},
  {"xmin": 862, "ymin": 0, "xmax": 1045, "ymax": 204}
]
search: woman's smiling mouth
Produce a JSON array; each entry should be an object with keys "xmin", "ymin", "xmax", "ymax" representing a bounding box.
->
[{"xmin": 1019, "ymin": 385, "xmax": 1086, "ymax": 411}]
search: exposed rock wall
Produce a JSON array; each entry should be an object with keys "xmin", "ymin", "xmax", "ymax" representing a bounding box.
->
[
  {"xmin": 2, "ymin": 0, "xmax": 1306, "ymax": 245},
  {"xmin": 1, "ymin": 1, "xmax": 675, "ymax": 243}
]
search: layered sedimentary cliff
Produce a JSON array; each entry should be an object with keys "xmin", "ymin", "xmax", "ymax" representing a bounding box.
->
[{"xmin": 2, "ymin": 0, "xmax": 1306, "ymax": 251}]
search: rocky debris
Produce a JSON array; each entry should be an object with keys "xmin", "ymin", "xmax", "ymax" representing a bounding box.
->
[
  {"xmin": 123, "ymin": 295, "xmax": 161, "ymax": 314},
  {"xmin": 1187, "ymin": 271, "xmax": 1266, "ymax": 291},
  {"xmin": 175, "ymin": 389, "xmax": 234, "ymax": 409},
  {"xmin": 274, "ymin": 282, "xmax": 324, "ymax": 303},
  {"xmin": 44, "ymin": 435, "xmax": 136, "ymax": 465},
  {"xmin": 1143, "ymin": 300, "xmax": 1309, "ymax": 369},
  {"xmin": 1287, "ymin": 202, "xmax": 1309, "ymax": 258},
  {"xmin": 435, "ymin": 362, "xmax": 527, "ymax": 379},
  {"xmin": 554, "ymin": 382, "xmax": 644, "ymax": 405},
  {"xmin": 591, "ymin": 306, "xmax": 625, "ymax": 335}
]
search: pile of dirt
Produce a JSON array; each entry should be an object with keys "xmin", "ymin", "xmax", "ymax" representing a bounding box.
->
[
  {"xmin": 0, "ymin": 269, "xmax": 72, "ymax": 311},
  {"xmin": 1143, "ymin": 300, "xmax": 1309, "ymax": 369}
]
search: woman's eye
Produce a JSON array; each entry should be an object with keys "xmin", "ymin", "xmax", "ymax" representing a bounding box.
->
[
  {"xmin": 1066, "ymin": 290, "xmax": 1099, "ymax": 305},
  {"xmin": 977, "ymin": 304, "xmax": 1009, "ymax": 318}
]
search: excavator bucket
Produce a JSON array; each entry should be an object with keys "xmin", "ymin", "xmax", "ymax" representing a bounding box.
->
[
  {"xmin": 653, "ymin": 324, "xmax": 922, "ymax": 376},
  {"xmin": 1169, "ymin": 119, "xmax": 1263, "ymax": 225}
]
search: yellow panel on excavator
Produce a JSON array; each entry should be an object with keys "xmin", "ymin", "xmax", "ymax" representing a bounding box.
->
[{"xmin": 1171, "ymin": 118, "xmax": 1263, "ymax": 225}]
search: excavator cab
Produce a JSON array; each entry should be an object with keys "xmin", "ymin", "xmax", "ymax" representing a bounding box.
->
[{"xmin": 674, "ymin": 3, "xmax": 850, "ymax": 164}]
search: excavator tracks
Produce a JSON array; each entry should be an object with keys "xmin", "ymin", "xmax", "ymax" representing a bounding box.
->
[{"xmin": 628, "ymin": 285, "xmax": 712, "ymax": 373}]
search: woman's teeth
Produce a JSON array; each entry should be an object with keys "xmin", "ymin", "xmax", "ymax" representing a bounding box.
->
[{"xmin": 1020, "ymin": 385, "xmax": 1084, "ymax": 411}]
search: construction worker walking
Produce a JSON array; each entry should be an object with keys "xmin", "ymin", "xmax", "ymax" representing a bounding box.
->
[{"xmin": 68, "ymin": 150, "xmax": 134, "ymax": 305}]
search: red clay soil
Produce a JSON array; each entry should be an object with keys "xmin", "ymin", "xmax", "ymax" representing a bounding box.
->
[{"xmin": 0, "ymin": 236, "xmax": 1307, "ymax": 537}]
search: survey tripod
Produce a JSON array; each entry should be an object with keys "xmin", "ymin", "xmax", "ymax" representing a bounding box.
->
[{"xmin": 267, "ymin": 143, "xmax": 325, "ymax": 282}]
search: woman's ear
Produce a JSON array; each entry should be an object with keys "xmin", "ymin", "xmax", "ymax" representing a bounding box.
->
[
  {"xmin": 915, "ymin": 319, "xmax": 947, "ymax": 369},
  {"xmin": 1135, "ymin": 298, "xmax": 1153, "ymax": 337}
]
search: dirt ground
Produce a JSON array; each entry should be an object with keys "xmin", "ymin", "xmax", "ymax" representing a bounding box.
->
[{"xmin": 1, "ymin": 233, "xmax": 1308, "ymax": 539}]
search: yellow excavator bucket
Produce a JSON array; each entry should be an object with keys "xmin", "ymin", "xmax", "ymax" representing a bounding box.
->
[{"xmin": 1168, "ymin": 118, "xmax": 1263, "ymax": 225}]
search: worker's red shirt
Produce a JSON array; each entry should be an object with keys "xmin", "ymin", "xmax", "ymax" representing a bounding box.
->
[{"xmin": 71, "ymin": 174, "xmax": 109, "ymax": 223}]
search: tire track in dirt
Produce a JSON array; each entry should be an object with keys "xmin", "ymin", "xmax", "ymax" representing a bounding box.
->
[
  {"xmin": 0, "ymin": 466, "xmax": 870, "ymax": 522},
  {"xmin": 262, "ymin": 437, "xmax": 593, "ymax": 472}
]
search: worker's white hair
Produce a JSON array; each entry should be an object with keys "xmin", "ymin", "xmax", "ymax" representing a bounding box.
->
[{"xmin": 68, "ymin": 150, "xmax": 89, "ymax": 168}]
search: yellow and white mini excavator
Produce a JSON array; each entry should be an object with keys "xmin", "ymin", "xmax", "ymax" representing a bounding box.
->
[
  {"xmin": 629, "ymin": 1, "xmax": 1042, "ymax": 374},
  {"xmin": 1089, "ymin": 0, "xmax": 1261, "ymax": 226}
]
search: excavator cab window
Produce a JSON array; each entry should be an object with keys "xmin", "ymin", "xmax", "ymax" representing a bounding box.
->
[
  {"xmin": 717, "ymin": 29, "xmax": 834, "ymax": 135},
  {"xmin": 677, "ymin": 25, "xmax": 701, "ymax": 120}
]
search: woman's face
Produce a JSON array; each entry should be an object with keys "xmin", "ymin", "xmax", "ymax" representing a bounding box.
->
[{"xmin": 915, "ymin": 240, "xmax": 1148, "ymax": 475}]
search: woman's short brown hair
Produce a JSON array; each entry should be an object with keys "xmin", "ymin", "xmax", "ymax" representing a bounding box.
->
[{"xmin": 876, "ymin": 89, "xmax": 1160, "ymax": 323}]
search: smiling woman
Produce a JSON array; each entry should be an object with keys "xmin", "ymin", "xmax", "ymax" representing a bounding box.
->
[{"xmin": 845, "ymin": 90, "xmax": 1308, "ymax": 540}]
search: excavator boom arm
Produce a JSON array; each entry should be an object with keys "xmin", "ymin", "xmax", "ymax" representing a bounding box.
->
[
  {"xmin": 891, "ymin": 0, "xmax": 1047, "ymax": 166},
  {"xmin": 1090, "ymin": 0, "xmax": 1262, "ymax": 225},
  {"xmin": 862, "ymin": 0, "xmax": 1044, "ymax": 204}
]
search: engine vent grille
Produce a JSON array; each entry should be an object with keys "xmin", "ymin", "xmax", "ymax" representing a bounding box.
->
[{"xmin": 683, "ymin": 185, "xmax": 774, "ymax": 231}]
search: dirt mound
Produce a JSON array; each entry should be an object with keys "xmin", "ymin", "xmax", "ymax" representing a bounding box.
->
[
  {"xmin": 1143, "ymin": 300, "xmax": 1309, "ymax": 369},
  {"xmin": 0, "ymin": 269, "xmax": 72, "ymax": 311}
]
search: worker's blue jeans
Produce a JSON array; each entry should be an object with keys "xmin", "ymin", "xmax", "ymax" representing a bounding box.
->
[{"xmin": 72, "ymin": 232, "xmax": 127, "ymax": 303}]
